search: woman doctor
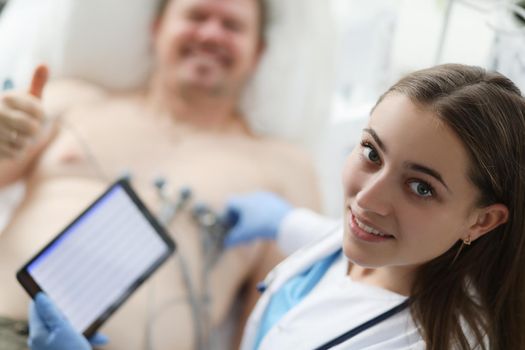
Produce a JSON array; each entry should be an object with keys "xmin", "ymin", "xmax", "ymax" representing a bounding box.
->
[{"xmin": 29, "ymin": 64, "xmax": 525, "ymax": 349}]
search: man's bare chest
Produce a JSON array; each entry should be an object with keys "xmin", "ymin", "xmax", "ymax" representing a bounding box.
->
[{"xmin": 35, "ymin": 113, "xmax": 273, "ymax": 205}]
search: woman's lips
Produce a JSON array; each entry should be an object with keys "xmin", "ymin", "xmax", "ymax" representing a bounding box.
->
[{"xmin": 348, "ymin": 211, "xmax": 395, "ymax": 243}]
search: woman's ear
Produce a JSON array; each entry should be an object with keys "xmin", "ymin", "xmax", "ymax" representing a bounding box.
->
[{"xmin": 467, "ymin": 203, "xmax": 509, "ymax": 241}]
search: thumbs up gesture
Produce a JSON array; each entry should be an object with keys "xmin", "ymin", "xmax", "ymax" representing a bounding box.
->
[
  {"xmin": 0, "ymin": 65, "xmax": 48, "ymax": 159},
  {"xmin": 28, "ymin": 65, "xmax": 48, "ymax": 98}
]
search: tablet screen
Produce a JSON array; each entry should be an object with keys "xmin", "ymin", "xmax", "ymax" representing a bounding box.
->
[{"xmin": 17, "ymin": 179, "xmax": 175, "ymax": 336}]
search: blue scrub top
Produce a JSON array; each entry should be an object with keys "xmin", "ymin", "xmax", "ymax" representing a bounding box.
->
[{"xmin": 254, "ymin": 250, "xmax": 341, "ymax": 349}]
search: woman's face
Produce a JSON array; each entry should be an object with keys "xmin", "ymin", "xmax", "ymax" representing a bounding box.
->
[{"xmin": 342, "ymin": 93, "xmax": 481, "ymax": 269}]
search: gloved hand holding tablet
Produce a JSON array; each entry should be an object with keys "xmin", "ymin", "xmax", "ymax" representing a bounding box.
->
[{"xmin": 16, "ymin": 178, "xmax": 175, "ymax": 340}]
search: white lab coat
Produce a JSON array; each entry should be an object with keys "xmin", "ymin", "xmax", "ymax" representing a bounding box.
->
[{"xmin": 240, "ymin": 225, "xmax": 425, "ymax": 350}]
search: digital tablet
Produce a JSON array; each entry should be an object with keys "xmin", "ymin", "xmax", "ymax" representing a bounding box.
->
[{"xmin": 17, "ymin": 178, "xmax": 175, "ymax": 337}]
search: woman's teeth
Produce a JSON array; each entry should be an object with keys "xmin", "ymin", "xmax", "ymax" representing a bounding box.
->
[{"xmin": 355, "ymin": 217, "xmax": 390, "ymax": 237}]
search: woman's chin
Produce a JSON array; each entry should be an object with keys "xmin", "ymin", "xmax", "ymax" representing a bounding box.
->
[{"xmin": 342, "ymin": 240, "xmax": 374, "ymax": 269}]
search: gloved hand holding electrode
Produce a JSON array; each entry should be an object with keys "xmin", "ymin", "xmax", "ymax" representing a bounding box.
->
[{"xmin": 222, "ymin": 191, "xmax": 293, "ymax": 248}]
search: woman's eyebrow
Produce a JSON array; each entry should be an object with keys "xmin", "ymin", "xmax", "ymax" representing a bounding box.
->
[
  {"xmin": 363, "ymin": 128, "xmax": 386, "ymax": 152},
  {"xmin": 405, "ymin": 162, "xmax": 451, "ymax": 193}
]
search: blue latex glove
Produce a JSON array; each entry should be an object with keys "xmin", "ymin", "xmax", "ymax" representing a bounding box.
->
[
  {"xmin": 28, "ymin": 293, "xmax": 108, "ymax": 350},
  {"xmin": 223, "ymin": 191, "xmax": 293, "ymax": 247}
]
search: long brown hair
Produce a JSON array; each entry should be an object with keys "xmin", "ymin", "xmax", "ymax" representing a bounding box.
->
[{"xmin": 379, "ymin": 64, "xmax": 525, "ymax": 349}]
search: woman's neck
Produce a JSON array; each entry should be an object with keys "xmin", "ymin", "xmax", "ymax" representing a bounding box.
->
[{"xmin": 347, "ymin": 263, "xmax": 417, "ymax": 297}]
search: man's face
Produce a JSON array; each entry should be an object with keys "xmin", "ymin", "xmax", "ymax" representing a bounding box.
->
[{"xmin": 153, "ymin": 0, "xmax": 262, "ymax": 98}]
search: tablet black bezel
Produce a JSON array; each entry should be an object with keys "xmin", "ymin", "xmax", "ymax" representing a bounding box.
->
[{"xmin": 16, "ymin": 178, "xmax": 176, "ymax": 338}]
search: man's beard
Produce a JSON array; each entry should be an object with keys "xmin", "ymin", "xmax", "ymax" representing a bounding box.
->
[
  {"xmin": 178, "ymin": 80, "xmax": 229, "ymax": 99},
  {"xmin": 175, "ymin": 69, "xmax": 240, "ymax": 100}
]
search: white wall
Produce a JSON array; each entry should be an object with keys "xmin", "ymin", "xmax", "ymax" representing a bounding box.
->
[{"xmin": 391, "ymin": 0, "xmax": 496, "ymax": 80}]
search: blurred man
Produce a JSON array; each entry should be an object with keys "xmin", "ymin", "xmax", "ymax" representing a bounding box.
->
[{"xmin": 0, "ymin": 0, "xmax": 320, "ymax": 349}]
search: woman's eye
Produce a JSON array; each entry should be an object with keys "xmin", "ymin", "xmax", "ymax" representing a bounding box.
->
[
  {"xmin": 408, "ymin": 181, "xmax": 434, "ymax": 198},
  {"xmin": 361, "ymin": 143, "xmax": 380, "ymax": 163}
]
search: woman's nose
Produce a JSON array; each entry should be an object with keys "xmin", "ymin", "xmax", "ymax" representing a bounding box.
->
[{"xmin": 355, "ymin": 173, "xmax": 393, "ymax": 217}]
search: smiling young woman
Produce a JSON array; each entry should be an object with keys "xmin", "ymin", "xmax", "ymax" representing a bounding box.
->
[{"xmin": 346, "ymin": 64, "xmax": 525, "ymax": 350}]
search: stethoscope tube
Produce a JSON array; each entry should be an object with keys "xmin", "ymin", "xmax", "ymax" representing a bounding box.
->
[{"xmin": 314, "ymin": 299, "xmax": 411, "ymax": 350}]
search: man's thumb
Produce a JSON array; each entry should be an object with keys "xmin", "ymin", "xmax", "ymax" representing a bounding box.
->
[{"xmin": 28, "ymin": 64, "xmax": 49, "ymax": 99}]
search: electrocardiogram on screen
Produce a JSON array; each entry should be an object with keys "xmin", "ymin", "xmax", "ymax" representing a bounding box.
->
[{"xmin": 17, "ymin": 179, "xmax": 175, "ymax": 337}]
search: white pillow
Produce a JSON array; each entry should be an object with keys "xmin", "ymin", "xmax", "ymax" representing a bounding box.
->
[
  {"xmin": 0, "ymin": 0, "xmax": 155, "ymax": 90},
  {"xmin": 241, "ymin": 0, "xmax": 335, "ymax": 145}
]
